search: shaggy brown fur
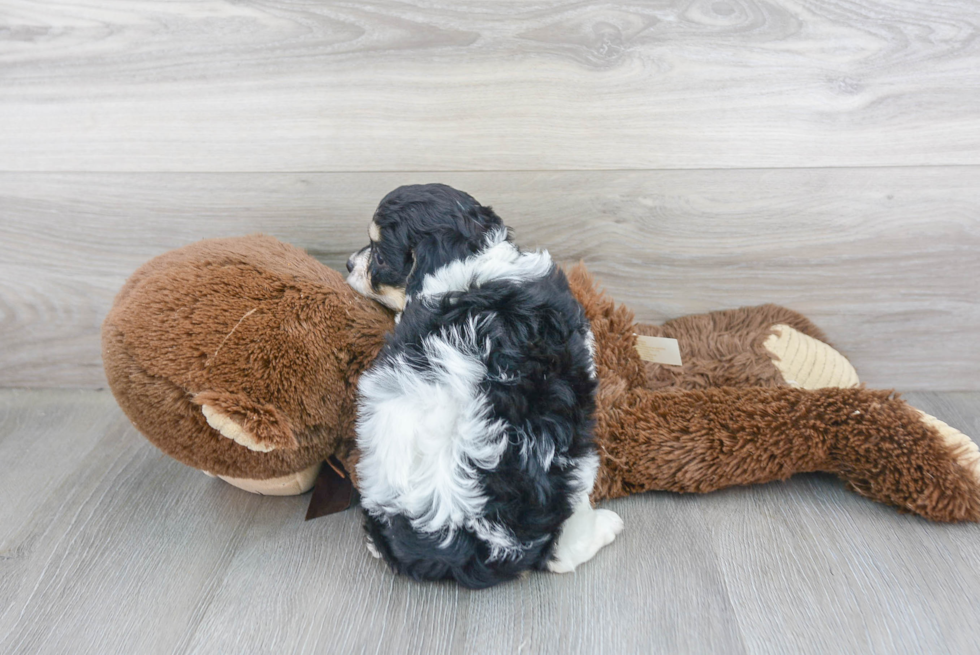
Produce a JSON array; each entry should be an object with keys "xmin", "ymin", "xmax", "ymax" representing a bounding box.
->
[
  {"xmin": 566, "ymin": 264, "xmax": 980, "ymax": 521},
  {"xmin": 104, "ymin": 236, "xmax": 980, "ymax": 522},
  {"xmin": 103, "ymin": 235, "xmax": 392, "ymax": 479},
  {"xmin": 635, "ymin": 304, "xmax": 829, "ymax": 391}
]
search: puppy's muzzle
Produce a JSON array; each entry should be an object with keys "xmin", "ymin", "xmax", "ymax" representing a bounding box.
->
[{"xmin": 347, "ymin": 245, "xmax": 368, "ymax": 273}]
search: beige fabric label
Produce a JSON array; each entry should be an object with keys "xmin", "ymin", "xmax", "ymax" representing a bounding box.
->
[{"xmin": 634, "ymin": 335, "xmax": 683, "ymax": 366}]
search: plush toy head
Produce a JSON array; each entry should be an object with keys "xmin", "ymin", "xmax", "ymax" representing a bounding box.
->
[{"xmin": 102, "ymin": 235, "xmax": 393, "ymax": 493}]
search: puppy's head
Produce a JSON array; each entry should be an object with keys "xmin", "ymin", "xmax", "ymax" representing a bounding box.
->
[{"xmin": 346, "ymin": 184, "xmax": 506, "ymax": 311}]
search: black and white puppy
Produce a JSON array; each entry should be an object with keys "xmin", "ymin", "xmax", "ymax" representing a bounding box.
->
[{"xmin": 346, "ymin": 184, "xmax": 623, "ymax": 589}]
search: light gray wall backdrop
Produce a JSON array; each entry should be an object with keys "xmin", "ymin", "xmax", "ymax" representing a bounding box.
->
[{"xmin": 1, "ymin": 1, "xmax": 978, "ymax": 390}]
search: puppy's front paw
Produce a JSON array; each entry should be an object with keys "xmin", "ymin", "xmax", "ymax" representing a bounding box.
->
[{"xmin": 366, "ymin": 537, "xmax": 382, "ymax": 559}]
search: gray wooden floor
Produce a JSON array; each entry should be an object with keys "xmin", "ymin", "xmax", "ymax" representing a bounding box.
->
[{"xmin": 1, "ymin": 388, "xmax": 979, "ymax": 655}]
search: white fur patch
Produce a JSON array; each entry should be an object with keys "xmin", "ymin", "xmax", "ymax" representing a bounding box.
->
[
  {"xmin": 570, "ymin": 451, "xmax": 600, "ymax": 498},
  {"xmin": 584, "ymin": 329, "xmax": 597, "ymax": 379},
  {"xmin": 419, "ymin": 229, "xmax": 554, "ymax": 299},
  {"xmin": 356, "ymin": 317, "xmax": 519, "ymax": 554}
]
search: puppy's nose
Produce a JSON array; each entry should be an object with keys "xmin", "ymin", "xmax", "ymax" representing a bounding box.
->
[{"xmin": 346, "ymin": 256, "xmax": 355, "ymax": 273}]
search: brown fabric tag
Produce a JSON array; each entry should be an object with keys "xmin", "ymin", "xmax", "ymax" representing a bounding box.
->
[{"xmin": 305, "ymin": 456, "xmax": 358, "ymax": 520}]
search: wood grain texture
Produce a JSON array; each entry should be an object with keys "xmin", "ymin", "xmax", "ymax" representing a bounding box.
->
[
  {"xmin": 700, "ymin": 389, "xmax": 980, "ymax": 655},
  {"xmin": 2, "ymin": 0, "xmax": 980, "ymax": 171},
  {"xmin": 4, "ymin": 1, "xmax": 979, "ymax": 650},
  {"xmin": 2, "ymin": 389, "xmax": 980, "ymax": 654},
  {"xmin": 2, "ymin": 169, "xmax": 977, "ymax": 390},
  {"xmin": 0, "ymin": 390, "xmax": 118, "ymax": 547}
]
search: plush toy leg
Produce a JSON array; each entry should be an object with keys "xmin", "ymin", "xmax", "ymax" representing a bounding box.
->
[
  {"xmin": 634, "ymin": 305, "xmax": 858, "ymax": 391},
  {"xmin": 592, "ymin": 386, "xmax": 980, "ymax": 522},
  {"xmin": 212, "ymin": 462, "xmax": 322, "ymax": 496}
]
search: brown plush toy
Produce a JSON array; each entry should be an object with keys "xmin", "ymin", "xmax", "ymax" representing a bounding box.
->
[{"xmin": 103, "ymin": 235, "xmax": 980, "ymax": 524}]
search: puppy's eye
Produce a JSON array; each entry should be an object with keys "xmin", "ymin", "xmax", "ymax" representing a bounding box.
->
[{"xmin": 373, "ymin": 249, "xmax": 384, "ymax": 266}]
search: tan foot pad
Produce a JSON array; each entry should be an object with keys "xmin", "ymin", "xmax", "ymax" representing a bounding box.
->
[
  {"xmin": 217, "ymin": 462, "xmax": 322, "ymax": 496},
  {"xmin": 918, "ymin": 411, "xmax": 980, "ymax": 484},
  {"xmin": 763, "ymin": 324, "xmax": 859, "ymax": 390}
]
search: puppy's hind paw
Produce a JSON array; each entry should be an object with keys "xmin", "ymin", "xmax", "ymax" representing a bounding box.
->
[
  {"xmin": 593, "ymin": 508, "xmax": 625, "ymax": 547},
  {"xmin": 547, "ymin": 503, "xmax": 624, "ymax": 574}
]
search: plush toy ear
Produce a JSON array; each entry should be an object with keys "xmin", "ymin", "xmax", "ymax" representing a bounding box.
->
[{"xmin": 192, "ymin": 391, "xmax": 299, "ymax": 452}]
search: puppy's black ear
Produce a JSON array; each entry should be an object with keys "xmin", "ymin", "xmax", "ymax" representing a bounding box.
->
[
  {"xmin": 390, "ymin": 184, "xmax": 511, "ymax": 297},
  {"xmin": 405, "ymin": 232, "xmax": 474, "ymax": 298},
  {"xmin": 467, "ymin": 203, "xmax": 506, "ymax": 235}
]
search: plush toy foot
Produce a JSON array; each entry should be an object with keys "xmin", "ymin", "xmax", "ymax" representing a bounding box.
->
[
  {"xmin": 763, "ymin": 324, "xmax": 859, "ymax": 390},
  {"xmin": 212, "ymin": 462, "xmax": 322, "ymax": 496},
  {"xmin": 547, "ymin": 498, "xmax": 624, "ymax": 573},
  {"xmin": 837, "ymin": 402, "xmax": 980, "ymax": 521},
  {"xmin": 916, "ymin": 411, "xmax": 980, "ymax": 485}
]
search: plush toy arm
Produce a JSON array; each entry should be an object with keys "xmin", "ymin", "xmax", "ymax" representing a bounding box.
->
[
  {"xmin": 564, "ymin": 264, "xmax": 858, "ymax": 394},
  {"xmin": 635, "ymin": 305, "xmax": 859, "ymax": 391},
  {"xmin": 591, "ymin": 386, "xmax": 980, "ymax": 522}
]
